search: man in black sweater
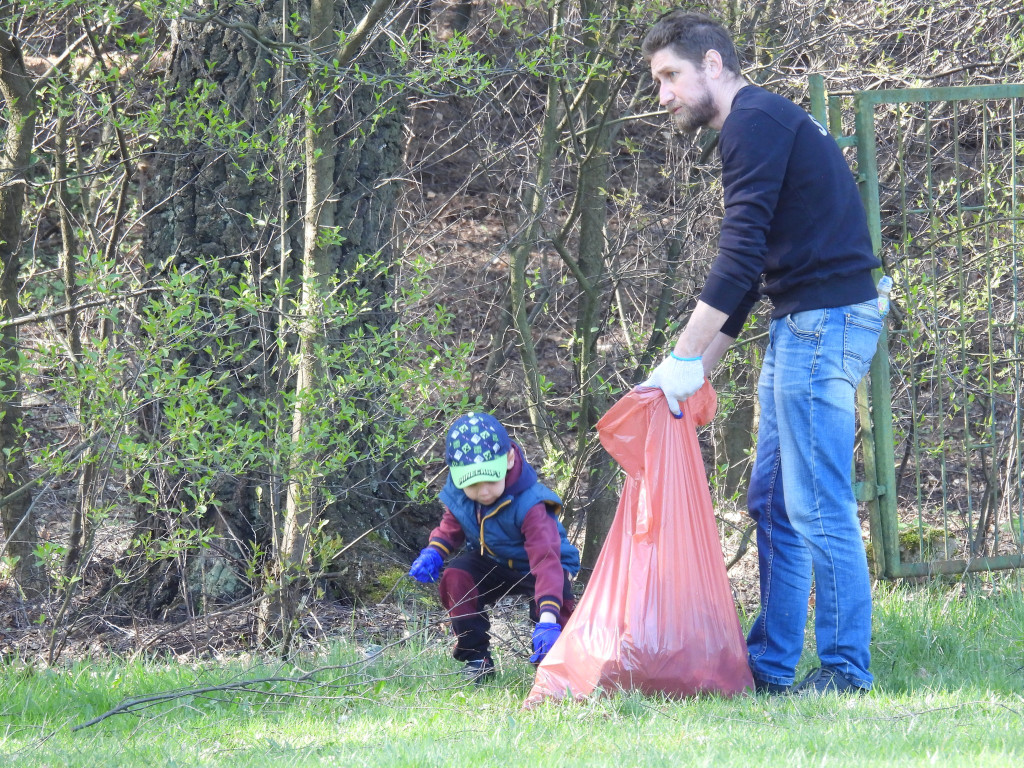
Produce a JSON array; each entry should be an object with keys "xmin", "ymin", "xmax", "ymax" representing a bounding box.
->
[{"xmin": 640, "ymin": 10, "xmax": 883, "ymax": 696}]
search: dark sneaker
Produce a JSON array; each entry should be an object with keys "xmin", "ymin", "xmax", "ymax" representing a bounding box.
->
[
  {"xmin": 752, "ymin": 676, "xmax": 790, "ymax": 696},
  {"xmin": 793, "ymin": 667, "xmax": 867, "ymax": 696},
  {"xmin": 462, "ymin": 657, "xmax": 495, "ymax": 684}
]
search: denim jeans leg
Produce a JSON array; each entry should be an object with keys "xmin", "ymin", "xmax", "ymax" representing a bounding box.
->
[
  {"xmin": 746, "ymin": 323, "xmax": 812, "ymax": 687},
  {"xmin": 773, "ymin": 303, "xmax": 878, "ymax": 688}
]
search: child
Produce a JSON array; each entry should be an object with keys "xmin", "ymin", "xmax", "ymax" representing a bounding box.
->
[{"xmin": 408, "ymin": 412, "xmax": 580, "ymax": 681}]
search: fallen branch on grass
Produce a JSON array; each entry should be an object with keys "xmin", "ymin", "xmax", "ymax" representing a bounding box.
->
[{"xmin": 71, "ymin": 618, "xmax": 460, "ymax": 732}]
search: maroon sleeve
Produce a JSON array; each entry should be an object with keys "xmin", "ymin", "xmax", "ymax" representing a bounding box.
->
[
  {"xmin": 521, "ymin": 503, "xmax": 565, "ymax": 615},
  {"xmin": 427, "ymin": 506, "xmax": 465, "ymax": 558}
]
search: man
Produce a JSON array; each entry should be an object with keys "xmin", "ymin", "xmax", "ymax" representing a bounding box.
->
[{"xmin": 640, "ymin": 10, "xmax": 883, "ymax": 695}]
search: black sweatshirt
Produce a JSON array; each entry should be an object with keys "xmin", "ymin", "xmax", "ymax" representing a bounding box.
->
[{"xmin": 699, "ymin": 85, "xmax": 881, "ymax": 338}]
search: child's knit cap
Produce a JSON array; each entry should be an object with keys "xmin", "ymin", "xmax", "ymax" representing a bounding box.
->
[{"xmin": 445, "ymin": 412, "xmax": 511, "ymax": 489}]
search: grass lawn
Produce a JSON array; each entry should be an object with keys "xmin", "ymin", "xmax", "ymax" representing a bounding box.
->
[{"xmin": 2, "ymin": 581, "xmax": 1023, "ymax": 767}]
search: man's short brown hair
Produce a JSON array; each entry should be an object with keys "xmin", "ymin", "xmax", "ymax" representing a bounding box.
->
[{"xmin": 641, "ymin": 10, "xmax": 741, "ymax": 75}]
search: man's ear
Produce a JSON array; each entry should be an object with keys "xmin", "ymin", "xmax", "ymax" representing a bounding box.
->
[
  {"xmin": 703, "ymin": 49, "xmax": 724, "ymax": 78},
  {"xmin": 506, "ymin": 450, "xmax": 516, "ymax": 470}
]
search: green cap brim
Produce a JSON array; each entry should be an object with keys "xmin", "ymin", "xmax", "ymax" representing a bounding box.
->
[{"xmin": 450, "ymin": 454, "xmax": 508, "ymax": 489}]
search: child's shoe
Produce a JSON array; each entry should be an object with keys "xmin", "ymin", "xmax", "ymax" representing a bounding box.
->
[{"xmin": 462, "ymin": 656, "xmax": 495, "ymax": 684}]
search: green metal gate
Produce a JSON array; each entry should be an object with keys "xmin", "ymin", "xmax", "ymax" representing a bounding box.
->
[{"xmin": 810, "ymin": 77, "xmax": 1024, "ymax": 579}]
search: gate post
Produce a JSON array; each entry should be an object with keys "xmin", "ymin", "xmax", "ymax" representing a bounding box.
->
[{"xmin": 853, "ymin": 93, "xmax": 902, "ymax": 579}]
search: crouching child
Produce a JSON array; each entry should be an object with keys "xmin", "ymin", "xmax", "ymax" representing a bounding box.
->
[{"xmin": 408, "ymin": 412, "xmax": 580, "ymax": 682}]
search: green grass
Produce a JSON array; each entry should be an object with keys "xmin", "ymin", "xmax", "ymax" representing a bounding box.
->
[{"xmin": 3, "ymin": 581, "xmax": 1024, "ymax": 767}]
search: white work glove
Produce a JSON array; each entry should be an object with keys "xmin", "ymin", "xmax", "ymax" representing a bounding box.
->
[{"xmin": 641, "ymin": 353, "xmax": 705, "ymax": 418}]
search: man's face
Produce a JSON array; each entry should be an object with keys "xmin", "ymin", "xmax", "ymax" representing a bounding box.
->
[{"xmin": 649, "ymin": 48, "xmax": 717, "ymax": 133}]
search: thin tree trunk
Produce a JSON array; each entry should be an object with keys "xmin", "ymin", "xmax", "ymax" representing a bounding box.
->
[
  {"xmin": 715, "ymin": 362, "xmax": 756, "ymax": 500},
  {"xmin": 570, "ymin": 0, "xmax": 623, "ymax": 569},
  {"xmin": 263, "ymin": 0, "xmax": 401, "ymax": 648},
  {"xmin": 55, "ymin": 113, "xmax": 87, "ymax": 578},
  {"xmin": 507, "ymin": 2, "xmax": 565, "ymax": 458},
  {"xmin": 63, "ymin": 22, "xmax": 135, "ymax": 582},
  {"xmin": 0, "ymin": 21, "xmax": 42, "ymax": 595},
  {"xmin": 266, "ymin": 0, "xmax": 338, "ymax": 649}
]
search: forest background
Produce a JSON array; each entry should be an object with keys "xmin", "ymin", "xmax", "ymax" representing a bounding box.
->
[{"xmin": 0, "ymin": 0, "xmax": 1022, "ymax": 662}]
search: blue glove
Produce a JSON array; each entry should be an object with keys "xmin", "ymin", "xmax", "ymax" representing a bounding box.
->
[
  {"xmin": 641, "ymin": 353, "xmax": 705, "ymax": 418},
  {"xmin": 408, "ymin": 547, "xmax": 443, "ymax": 583},
  {"xmin": 530, "ymin": 621, "xmax": 561, "ymax": 664}
]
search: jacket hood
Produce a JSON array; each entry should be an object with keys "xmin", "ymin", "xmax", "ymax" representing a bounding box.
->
[{"xmin": 502, "ymin": 442, "xmax": 537, "ymax": 499}]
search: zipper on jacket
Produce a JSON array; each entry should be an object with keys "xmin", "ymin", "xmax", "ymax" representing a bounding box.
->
[{"xmin": 477, "ymin": 498, "xmax": 511, "ymax": 558}]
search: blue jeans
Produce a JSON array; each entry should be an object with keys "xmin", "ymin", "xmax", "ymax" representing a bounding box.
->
[{"xmin": 745, "ymin": 300, "xmax": 881, "ymax": 689}]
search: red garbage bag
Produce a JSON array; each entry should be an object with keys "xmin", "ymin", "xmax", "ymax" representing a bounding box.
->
[{"xmin": 524, "ymin": 384, "xmax": 753, "ymax": 707}]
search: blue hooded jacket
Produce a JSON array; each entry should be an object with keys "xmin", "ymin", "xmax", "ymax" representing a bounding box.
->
[{"xmin": 438, "ymin": 444, "xmax": 580, "ymax": 576}]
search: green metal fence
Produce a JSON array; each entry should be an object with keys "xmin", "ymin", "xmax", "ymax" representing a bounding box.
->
[{"xmin": 811, "ymin": 77, "xmax": 1024, "ymax": 579}]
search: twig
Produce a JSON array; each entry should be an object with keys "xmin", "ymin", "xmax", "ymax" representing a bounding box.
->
[
  {"xmin": 72, "ymin": 677, "xmax": 309, "ymax": 731},
  {"xmin": 0, "ymin": 287, "xmax": 162, "ymax": 330},
  {"xmin": 74, "ymin": 625, "xmax": 459, "ymax": 732},
  {"xmin": 726, "ymin": 522, "xmax": 756, "ymax": 570},
  {"xmin": 130, "ymin": 598, "xmax": 262, "ymax": 658}
]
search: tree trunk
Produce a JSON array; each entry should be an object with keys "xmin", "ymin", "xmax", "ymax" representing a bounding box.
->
[
  {"xmin": 140, "ymin": 3, "xmax": 289, "ymax": 578},
  {"xmin": 571, "ymin": 0, "xmax": 622, "ymax": 571},
  {"xmin": 506, "ymin": 8, "xmax": 563, "ymax": 457},
  {"xmin": 309, "ymin": 0, "xmax": 406, "ymax": 558},
  {"xmin": 143, "ymin": 1, "xmax": 405, "ymax": 623},
  {"xmin": 55, "ymin": 112, "xmax": 87, "ymax": 580},
  {"xmin": 266, "ymin": 0, "xmax": 340, "ymax": 649},
  {"xmin": 715, "ymin": 362, "xmax": 757, "ymax": 501},
  {"xmin": 0, "ymin": 22, "xmax": 43, "ymax": 595}
]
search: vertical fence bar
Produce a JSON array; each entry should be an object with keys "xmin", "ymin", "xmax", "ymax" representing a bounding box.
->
[
  {"xmin": 952, "ymin": 104, "xmax": 976, "ymax": 550},
  {"xmin": 981, "ymin": 103, "xmax": 999, "ymax": 555},
  {"xmin": 828, "ymin": 95, "xmax": 844, "ymax": 139},
  {"xmin": 808, "ymin": 74, "xmax": 826, "ymax": 127},
  {"xmin": 925, "ymin": 98, "xmax": 952, "ymax": 564},
  {"xmin": 853, "ymin": 92, "xmax": 901, "ymax": 577},
  {"xmin": 1012, "ymin": 100, "xmax": 1023, "ymax": 551}
]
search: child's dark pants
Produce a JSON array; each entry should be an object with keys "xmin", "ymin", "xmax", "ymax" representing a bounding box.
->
[{"xmin": 438, "ymin": 550, "xmax": 575, "ymax": 662}]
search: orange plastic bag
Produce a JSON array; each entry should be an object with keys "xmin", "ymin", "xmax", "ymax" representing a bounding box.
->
[{"xmin": 524, "ymin": 384, "xmax": 753, "ymax": 706}]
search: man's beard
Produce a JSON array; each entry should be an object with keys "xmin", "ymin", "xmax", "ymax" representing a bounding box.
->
[{"xmin": 670, "ymin": 89, "xmax": 717, "ymax": 133}]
